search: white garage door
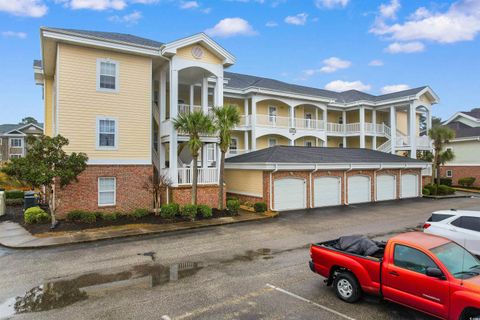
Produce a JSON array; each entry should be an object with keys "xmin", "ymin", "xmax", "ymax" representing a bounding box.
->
[
  {"xmin": 348, "ymin": 175, "xmax": 371, "ymax": 204},
  {"xmin": 314, "ymin": 177, "xmax": 341, "ymax": 207},
  {"xmin": 376, "ymin": 175, "xmax": 396, "ymax": 201},
  {"xmin": 401, "ymin": 174, "xmax": 419, "ymax": 198},
  {"xmin": 274, "ymin": 178, "xmax": 306, "ymax": 211}
]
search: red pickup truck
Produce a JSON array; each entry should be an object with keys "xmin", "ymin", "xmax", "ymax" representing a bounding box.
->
[{"xmin": 309, "ymin": 232, "xmax": 480, "ymax": 320}]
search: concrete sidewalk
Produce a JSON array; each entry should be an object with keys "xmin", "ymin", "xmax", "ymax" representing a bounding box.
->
[{"xmin": 0, "ymin": 211, "xmax": 276, "ymax": 249}]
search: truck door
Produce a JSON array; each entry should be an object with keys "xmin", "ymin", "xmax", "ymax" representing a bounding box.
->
[{"xmin": 382, "ymin": 244, "xmax": 449, "ymax": 319}]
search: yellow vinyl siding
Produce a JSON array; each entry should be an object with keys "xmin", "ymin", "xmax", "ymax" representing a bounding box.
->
[
  {"xmin": 176, "ymin": 44, "xmax": 222, "ymax": 65},
  {"xmin": 231, "ymin": 131, "xmax": 245, "ymax": 149},
  {"xmin": 256, "ymin": 135, "xmax": 290, "ymax": 149},
  {"xmin": 294, "ymin": 137, "xmax": 317, "ymax": 146},
  {"xmin": 346, "ymin": 110, "xmax": 359, "ymax": 123},
  {"xmin": 327, "ymin": 110, "xmax": 342, "ymax": 123},
  {"xmin": 44, "ymin": 77, "xmax": 53, "ymax": 136},
  {"xmin": 225, "ymin": 169, "xmax": 263, "ymax": 196},
  {"xmin": 57, "ymin": 43, "xmax": 151, "ymax": 160},
  {"xmin": 327, "ymin": 136, "xmax": 343, "ymax": 147},
  {"xmin": 445, "ymin": 141, "xmax": 480, "ymax": 165},
  {"xmin": 256, "ymin": 100, "xmax": 289, "ymax": 117}
]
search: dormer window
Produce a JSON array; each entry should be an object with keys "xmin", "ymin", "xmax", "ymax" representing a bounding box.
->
[{"xmin": 97, "ymin": 59, "xmax": 119, "ymax": 92}]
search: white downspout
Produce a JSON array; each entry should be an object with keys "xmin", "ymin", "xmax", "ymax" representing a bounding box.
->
[
  {"xmin": 373, "ymin": 164, "xmax": 383, "ymax": 202},
  {"xmin": 310, "ymin": 164, "xmax": 319, "ymax": 208},
  {"xmin": 344, "ymin": 164, "xmax": 353, "ymax": 205},
  {"xmin": 270, "ymin": 164, "xmax": 279, "ymax": 211},
  {"xmin": 399, "ymin": 163, "xmax": 407, "ymax": 199}
]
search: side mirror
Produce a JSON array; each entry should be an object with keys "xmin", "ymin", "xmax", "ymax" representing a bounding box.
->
[{"xmin": 426, "ymin": 267, "xmax": 445, "ymax": 279}]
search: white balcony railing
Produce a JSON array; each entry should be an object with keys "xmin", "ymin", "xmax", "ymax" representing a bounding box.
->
[
  {"xmin": 234, "ymin": 115, "xmax": 251, "ymax": 128},
  {"xmin": 294, "ymin": 118, "xmax": 325, "ymax": 130},
  {"xmin": 255, "ymin": 115, "xmax": 291, "ymax": 128},
  {"xmin": 327, "ymin": 123, "xmax": 345, "ymax": 134},
  {"xmin": 178, "ymin": 104, "xmax": 202, "ymax": 115},
  {"xmin": 396, "ymin": 134, "xmax": 410, "ymax": 147},
  {"xmin": 417, "ymin": 136, "xmax": 431, "ymax": 148},
  {"xmin": 177, "ymin": 167, "xmax": 218, "ymax": 185},
  {"xmin": 346, "ymin": 123, "xmax": 361, "ymax": 134}
]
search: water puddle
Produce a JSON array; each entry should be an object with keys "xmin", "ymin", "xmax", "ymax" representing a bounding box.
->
[{"xmin": 0, "ymin": 261, "xmax": 202, "ymax": 318}]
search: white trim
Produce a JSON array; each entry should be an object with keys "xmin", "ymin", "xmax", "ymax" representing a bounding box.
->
[
  {"xmin": 449, "ymin": 136, "xmax": 480, "ymax": 142},
  {"xmin": 55, "ymin": 43, "xmax": 60, "ymax": 136},
  {"xmin": 444, "ymin": 112, "xmax": 480, "ymax": 125},
  {"xmin": 225, "ymin": 162, "xmax": 426, "ymax": 170},
  {"xmin": 96, "ymin": 116, "xmax": 119, "ymax": 150},
  {"xmin": 442, "ymin": 163, "xmax": 480, "ymax": 167},
  {"xmin": 9, "ymin": 137, "xmax": 23, "ymax": 148},
  {"xmin": 227, "ymin": 190, "xmax": 263, "ymax": 198},
  {"xmin": 98, "ymin": 177, "xmax": 116, "ymax": 206},
  {"xmin": 96, "ymin": 58, "xmax": 120, "ymax": 93},
  {"xmin": 4, "ymin": 123, "xmax": 43, "ymax": 135},
  {"xmin": 445, "ymin": 169, "xmax": 453, "ymax": 178},
  {"xmin": 88, "ymin": 159, "xmax": 151, "ymax": 165}
]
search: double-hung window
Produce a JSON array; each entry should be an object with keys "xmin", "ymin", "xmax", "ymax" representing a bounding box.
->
[
  {"xmin": 97, "ymin": 117, "xmax": 117, "ymax": 149},
  {"xmin": 97, "ymin": 59, "xmax": 119, "ymax": 92},
  {"xmin": 10, "ymin": 138, "xmax": 23, "ymax": 148},
  {"xmin": 98, "ymin": 177, "xmax": 116, "ymax": 206}
]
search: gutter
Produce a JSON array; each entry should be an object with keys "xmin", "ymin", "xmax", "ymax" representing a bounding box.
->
[
  {"xmin": 269, "ymin": 164, "xmax": 279, "ymax": 211},
  {"xmin": 373, "ymin": 164, "xmax": 383, "ymax": 202},
  {"xmin": 343, "ymin": 164, "xmax": 353, "ymax": 205},
  {"xmin": 309, "ymin": 164, "xmax": 319, "ymax": 208}
]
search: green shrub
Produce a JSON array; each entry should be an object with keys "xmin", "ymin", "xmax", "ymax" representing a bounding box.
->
[
  {"xmin": 440, "ymin": 178, "xmax": 452, "ymax": 186},
  {"xmin": 422, "ymin": 187, "xmax": 431, "ymax": 196},
  {"xmin": 66, "ymin": 210, "xmax": 96, "ymax": 223},
  {"xmin": 103, "ymin": 213, "xmax": 118, "ymax": 221},
  {"xmin": 94, "ymin": 211, "xmax": 104, "ymax": 220},
  {"xmin": 24, "ymin": 206, "xmax": 50, "ymax": 224},
  {"xmin": 131, "ymin": 208, "xmax": 150, "ymax": 219},
  {"xmin": 160, "ymin": 203, "xmax": 179, "ymax": 219},
  {"xmin": 227, "ymin": 199, "xmax": 240, "ymax": 214},
  {"xmin": 66, "ymin": 210, "xmax": 85, "ymax": 221},
  {"xmin": 458, "ymin": 177, "xmax": 476, "ymax": 188},
  {"xmin": 5, "ymin": 190, "xmax": 24, "ymax": 199},
  {"xmin": 226, "ymin": 196, "xmax": 238, "ymax": 202},
  {"xmin": 181, "ymin": 205, "xmax": 197, "ymax": 219},
  {"xmin": 254, "ymin": 202, "xmax": 267, "ymax": 213},
  {"xmin": 197, "ymin": 205, "xmax": 212, "ymax": 218},
  {"xmin": 6, "ymin": 198, "xmax": 24, "ymax": 206},
  {"xmin": 438, "ymin": 185, "xmax": 455, "ymax": 195}
]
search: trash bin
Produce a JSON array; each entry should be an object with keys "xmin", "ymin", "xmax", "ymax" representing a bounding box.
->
[
  {"xmin": 24, "ymin": 191, "xmax": 39, "ymax": 211},
  {"xmin": 0, "ymin": 188, "xmax": 5, "ymax": 217}
]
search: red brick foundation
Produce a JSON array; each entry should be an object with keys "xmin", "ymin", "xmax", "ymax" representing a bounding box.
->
[
  {"xmin": 169, "ymin": 184, "xmax": 226, "ymax": 208},
  {"xmin": 55, "ymin": 165, "xmax": 153, "ymax": 217},
  {"xmin": 440, "ymin": 166, "xmax": 480, "ymax": 187}
]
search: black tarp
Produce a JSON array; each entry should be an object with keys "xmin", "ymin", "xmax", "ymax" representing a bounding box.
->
[{"xmin": 332, "ymin": 235, "xmax": 382, "ymax": 256}]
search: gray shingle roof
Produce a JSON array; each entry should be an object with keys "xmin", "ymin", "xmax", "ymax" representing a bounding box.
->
[
  {"xmin": 0, "ymin": 123, "xmax": 44, "ymax": 134},
  {"xmin": 33, "ymin": 60, "xmax": 42, "ymax": 67},
  {"xmin": 44, "ymin": 28, "xmax": 164, "ymax": 48},
  {"xmin": 226, "ymin": 146, "xmax": 426, "ymax": 164},
  {"xmin": 463, "ymin": 108, "xmax": 480, "ymax": 120},
  {"xmin": 446, "ymin": 121, "xmax": 480, "ymax": 138},
  {"xmin": 224, "ymin": 71, "xmax": 428, "ymax": 104}
]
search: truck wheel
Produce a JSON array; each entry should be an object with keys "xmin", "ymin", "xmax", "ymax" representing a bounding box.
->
[
  {"xmin": 461, "ymin": 308, "xmax": 480, "ymax": 320},
  {"xmin": 333, "ymin": 271, "xmax": 361, "ymax": 303}
]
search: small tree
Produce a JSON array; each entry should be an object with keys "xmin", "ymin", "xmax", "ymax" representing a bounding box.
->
[
  {"xmin": 173, "ymin": 111, "xmax": 214, "ymax": 205},
  {"xmin": 2, "ymin": 135, "xmax": 88, "ymax": 227},
  {"xmin": 213, "ymin": 105, "xmax": 241, "ymax": 210},
  {"xmin": 20, "ymin": 117, "xmax": 39, "ymax": 125},
  {"xmin": 143, "ymin": 172, "xmax": 172, "ymax": 214},
  {"xmin": 428, "ymin": 126, "xmax": 455, "ymax": 194}
]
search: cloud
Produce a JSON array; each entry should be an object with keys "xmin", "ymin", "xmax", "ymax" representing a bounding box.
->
[
  {"xmin": 385, "ymin": 41, "xmax": 425, "ymax": 53},
  {"xmin": 314, "ymin": 0, "xmax": 349, "ymax": 9},
  {"xmin": 201, "ymin": 7, "xmax": 211, "ymax": 13},
  {"xmin": 379, "ymin": 0, "xmax": 400, "ymax": 19},
  {"xmin": 368, "ymin": 59, "xmax": 384, "ymax": 66},
  {"xmin": 320, "ymin": 57, "xmax": 351, "ymax": 73},
  {"xmin": 60, "ymin": 0, "xmax": 127, "ymax": 10},
  {"xmin": 266, "ymin": 21, "xmax": 278, "ymax": 27},
  {"xmin": 205, "ymin": 18, "xmax": 257, "ymax": 37},
  {"xmin": 381, "ymin": 84, "xmax": 410, "ymax": 94},
  {"xmin": 1, "ymin": 31, "xmax": 27, "ymax": 39},
  {"xmin": 180, "ymin": 1, "xmax": 199, "ymax": 9},
  {"xmin": 0, "ymin": 0, "xmax": 47, "ymax": 17},
  {"xmin": 284, "ymin": 13, "xmax": 308, "ymax": 25},
  {"xmin": 109, "ymin": 10, "xmax": 142, "ymax": 25},
  {"xmin": 371, "ymin": 0, "xmax": 480, "ymax": 44},
  {"xmin": 325, "ymin": 80, "xmax": 371, "ymax": 92}
]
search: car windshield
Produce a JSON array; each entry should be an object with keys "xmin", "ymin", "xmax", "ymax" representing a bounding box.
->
[{"xmin": 431, "ymin": 242, "xmax": 480, "ymax": 279}]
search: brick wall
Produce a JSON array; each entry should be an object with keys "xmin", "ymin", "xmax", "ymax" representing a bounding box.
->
[
  {"xmin": 440, "ymin": 165, "xmax": 480, "ymax": 187},
  {"xmin": 227, "ymin": 192, "xmax": 263, "ymax": 205},
  {"xmin": 170, "ymin": 184, "xmax": 226, "ymax": 208},
  {"xmin": 55, "ymin": 165, "xmax": 153, "ymax": 217}
]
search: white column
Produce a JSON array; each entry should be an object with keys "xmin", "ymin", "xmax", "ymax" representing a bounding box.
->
[
  {"xmin": 372, "ymin": 109, "xmax": 377, "ymax": 150},
  {"xmin": 244, "ymin": 131, "xmax": 249, "ymax": 151},
  {"xmin": 216, "ymin": 144, "xmax": 221, "ymax": 184},
  {"xmin": 202, "ymin": 144, "xmax": 208, "ymax": 169},
  {"xmin": 159, "ymin": 143, "xmax": 166, "ymax": 169},
  {"xmin": 189, "ymin": 85, "xmax": 194, "ymax": 112},
  {"xmin": 322, "ymin": 108, "xmax": 327, "ymax": 130},
  {"xmin": 214, "ymin": 75, "xmax": 223, "ymax": 107},
  {"xmin": 359, "ymin": 106, "xmax": 365, "ymax": 148},
  {"xmin": 160, "ymin": 69, "xmax": 166, "ymax": 122},
  {"xmin": 343, "ymin": 136, "xmax": 347, "ymax": 148},
  {"xmin": 244, "ymin": 98, "xmax": 249, "ymax": 125},
  {"xmin": 201, "ymin": 77, "xmax": 208, "ymax": 114},
  {"xmin": 169, "ymin": 67, "xmax": 178, "ymax": 185},
  {"xmin": 251, "ymin": 96, "xmax": 257, "ymax": 151},
  {"xmin": 390, "ymin": 106, "xmax": 396, "ymax": 154},
  {"xmin": 343, "ymin": 110, "xmax": 347, "ymax": 148},
  {"xmin": 409, "ymin": 103, "xmax": 417, "ymax": 159},
  {"xmin": 290, "ymin": 106, "xmax": 295, "ymax": 128},
  {"xmin": 426, "ymin": 107, "xmax": 432, "ymax": 133}
]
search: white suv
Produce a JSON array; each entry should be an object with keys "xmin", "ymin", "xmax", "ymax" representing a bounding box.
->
[{"xmin": 423, "ymin": 210, "xmax": 480, "ymax": 256}]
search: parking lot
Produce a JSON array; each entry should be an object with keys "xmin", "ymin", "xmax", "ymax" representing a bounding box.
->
[{"xmin": 1, "ymin": 196, "xmax": 479, "ymax": 319}]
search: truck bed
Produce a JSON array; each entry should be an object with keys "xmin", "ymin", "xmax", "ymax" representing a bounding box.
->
[{"xmin": 317, "ymin": 238, "xmax": 386, "ymax": 260}]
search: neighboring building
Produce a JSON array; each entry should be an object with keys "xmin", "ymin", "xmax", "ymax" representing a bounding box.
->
[
  {"xmin": 225, "ymin": 146, "xmax": 427, "ymax": 211},
  {"xmin": 0, "ymin": 123, "xmax": 44, "ymax": 162},
  {"xmin": 441, "ymin": 108, "xmax": 480, "ymax": 187},
  {"xmin": 33, "ymin": 28, "xmax": 436, "ymax": 214}
]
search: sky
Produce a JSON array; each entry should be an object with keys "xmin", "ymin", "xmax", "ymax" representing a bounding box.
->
[{"xmin": 0, "ymin": 0, "xmax": 479, "ymax": 124}]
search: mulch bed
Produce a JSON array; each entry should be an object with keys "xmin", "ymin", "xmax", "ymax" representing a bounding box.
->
[{"xmin": 1, "ymin": 205, "xmax": 234, "ymax": 235}]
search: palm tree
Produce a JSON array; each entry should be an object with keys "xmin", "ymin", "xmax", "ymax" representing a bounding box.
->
[
  {"xmin": 173, "ymin": 111, "xmax": 214, "ymax": 204},
  {"xmin": 428, "ymin": 126, "xmax": 455, "ymax": 193},
  {"xmin": 213, "ymin": 105, "xmax": 241, "ymax": 210}
]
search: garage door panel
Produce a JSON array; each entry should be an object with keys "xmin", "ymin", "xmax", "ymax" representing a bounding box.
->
[
  {"xmin": 314, "ymin": 177, "xmax": 341, "ymax": 207},
  {"xmin": 376, "ymin": 175, "xmax": 396, "ymax": 201},
  {"xmin": 401, "ymin": 174, "xmax": 419, "ymax": 198},
  {"xmin": 274, "ymin": 178, "xmax": 306, "ymax": 211},
  {"xmin": 348, "ymin": 176, "xmax": 371, "ymax": 204}
]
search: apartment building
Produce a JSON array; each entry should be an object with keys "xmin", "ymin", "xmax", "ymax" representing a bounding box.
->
[
  {"xmin": 34, "ymin": 28, "xmax": 436, "ymax": 214},
  {"xmin": 0, "ymin": 123, "xmax": 43, "ymax": 162}
]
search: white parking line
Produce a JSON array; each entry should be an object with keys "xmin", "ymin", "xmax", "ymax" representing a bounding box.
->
[{"xmin": 266, "ymin": 283, "xmax": 356, "ymax": 320}]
